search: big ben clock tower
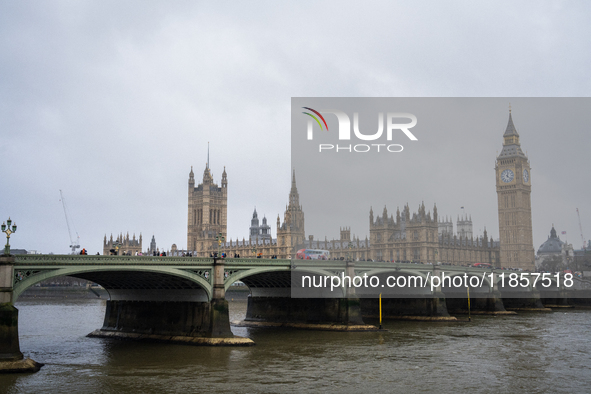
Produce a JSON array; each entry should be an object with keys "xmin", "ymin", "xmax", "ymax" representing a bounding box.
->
[{"xmin": 495, "ymin": 110, "xmax": 535, "ymax": 270}]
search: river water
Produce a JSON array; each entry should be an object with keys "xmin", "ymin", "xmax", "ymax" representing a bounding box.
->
[{"xmin": 1, "ymin": 298, "xmax": 590, "ymax": 393}]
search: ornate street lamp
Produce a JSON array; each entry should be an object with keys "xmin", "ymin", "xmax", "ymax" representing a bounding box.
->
[
  {"xmin": 216, "ymin": 232, "xmax": 225, "ymax": 258},
  {"xmin": 251, "ymin": 246, "xmax": 257, "ymax": 257},
  {"xmin": 347, "ymin": 242, "xmax": 354, "ymax": 261},
  {"xmin": 2, "ymin": 217, "xmax": 17, "ymax": 255},
  {"xmin": 112, "ymin": 241, "xmax": 122, "ymax": 256}
]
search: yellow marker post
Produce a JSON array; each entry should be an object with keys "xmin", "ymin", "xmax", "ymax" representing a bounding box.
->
[
  {"xmin": 379, "ymin": 293, "xmax": 382, "ymax": 329},
  {"xmin": 467, "ymin": 286, "xmax": 471, "ymax": 322}
]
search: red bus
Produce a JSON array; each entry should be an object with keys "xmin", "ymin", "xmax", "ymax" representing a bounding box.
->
[{"xmin": 295, "ymin": 249, "xmax": 330, "ymax": 260}]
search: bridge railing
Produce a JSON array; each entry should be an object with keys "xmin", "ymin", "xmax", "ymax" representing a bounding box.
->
[
  {"xmin": 13, "ymin": 254, "xmax": 295, "ymax": 267},
  {"xmin": 13, "ymin": 255, "xmax": 506, "ymax": 273}
]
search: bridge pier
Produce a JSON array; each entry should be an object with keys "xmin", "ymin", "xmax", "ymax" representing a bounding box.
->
[
  {"xmin": 360, "ymin": 293, "xmax": 455, "ymax": 321},
  {"xmin": 237, "ymin": 261, "xmax": 375, "ymax": 330},
  {"xmin": 540, "ymin": 281, "xmax": 573, "ymax": 308},
  {"xmin": 0, "ymin": 256, "xmax": 43, "ymax": 372},
  {"xmin": 502, "ymin": 290, "xmax": 551, "ymax": 311},
  {"xmin": 88, "ymin": 257, "xmax": 252, "ymax": 345},
  {"xmin": 210, "ymin": 257, "xmax": 233, "ymax": 337},
  {"xmin": 445, "ymin": 275, "xmax": 513, "ymax": 315},
  {"xmin": 244, "ymin": 296, "xmax": 367, "ymax": 328},
  {"xmin": 445, "ymin": 292, "xmax": 513, "ymax": 315}
]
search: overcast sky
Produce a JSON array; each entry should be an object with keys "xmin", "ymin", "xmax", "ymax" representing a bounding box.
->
[{"xmin": 1, "ymin": 1, "xmax": 590, "ymax": 255}]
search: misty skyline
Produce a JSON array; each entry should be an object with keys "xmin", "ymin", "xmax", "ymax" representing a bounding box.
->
[{"xmin": 1, "ymin": 1, "xmax": 590, "ymax": 255}]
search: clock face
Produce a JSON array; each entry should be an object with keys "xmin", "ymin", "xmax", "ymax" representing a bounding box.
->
[
  {"xmin": 501, "ymin": 169, "xmax": 514, "ymax": 183},
  {"xmin": 523, "ymin": 169, "xmax": 529, "ymax": 183}
]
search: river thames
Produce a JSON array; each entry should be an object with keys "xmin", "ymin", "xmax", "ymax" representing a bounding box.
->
[{"xmin": 1, "ymin": 297, "xmax": 590, "ymax": 393}]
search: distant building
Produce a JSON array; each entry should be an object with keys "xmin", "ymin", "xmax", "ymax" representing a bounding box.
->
[
  {"xmin": 103, "ymin": 233, "xmax": 142, "ymax": 255},
  {"xmin": 535, "ymin": 226, "xmax": 574, "ymax": 270},
  {"xmin": 495, "ymin": 111, "xmax": 535, "ymax": 270},
  {"xmin": 184, "ymin": 168, "xmax": 305, "ymax": 258},
  {"xmin": 148, "ymin": 235, "xmax": 157, "ymax": 255},
  {"xmin": 175, "ymin": 111, "xmax": 534, "ymax": 266},
  {"xmin": 457, "ymin": 214, "xmax": 473, "ymax": 239},
  {"xmin": 573, "ymin": 240, "xmax": 591, "ymax": 272},
  {"xmin": 249, "ymin": 208, "xmax": 272, "ymax": 243},
  {"xmin": 302, "ymin": 203, "xmax": 498, "ymax": 265},
  {"xmin": 187, "ymin": 164, "xmax": 227, "ymax": 254}
]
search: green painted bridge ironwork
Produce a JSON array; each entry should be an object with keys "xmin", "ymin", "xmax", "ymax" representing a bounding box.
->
[{"xmin": 10, "ymin": 254, "xmax": 576, "ymax": 301}]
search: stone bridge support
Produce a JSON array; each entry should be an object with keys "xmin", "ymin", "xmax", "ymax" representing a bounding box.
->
[
  {"xmin": 361, "ymin": 267, "xmax": 452, "ymax": 321},
  {"xmin": 539, "ymin": 278, "xmax": 573, "ymax": 308},
  {"xmin": 0, "ymin": 256, "xmax": 43, "ymax": 372},
  {"xmin": 210, "ymin": 257, "xmax": 233, "ymax": 337},
  {"xmin": 501, "ymin": 287, "xmax": 548, "ymax": 311},
  {"xmin": 240, "ymin": 261, "xmax": 373, "ymax": 330},
  {"xmin": 92, "ymin": 257, "xmax": 249, "ymax": 345},
  {"xmin": 445, "ymin": 273, "xmax": 511, "ymax": 315}
]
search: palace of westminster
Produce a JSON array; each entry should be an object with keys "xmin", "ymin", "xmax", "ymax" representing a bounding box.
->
[{"xmin": 104, "ymin": 112, "xmax": 536, "ymax": 270}]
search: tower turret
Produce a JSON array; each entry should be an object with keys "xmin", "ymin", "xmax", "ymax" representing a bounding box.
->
[
  {"xmin": 189, "ymin": 166, "xmax": 194, "ymax": 187},
  {"xmin": 187, "ymin": 148, "xmax": 227, "ymax": 256},
  {"xmin": 495, "ymin": 109, "xmax": 534, "ymax": 270}
]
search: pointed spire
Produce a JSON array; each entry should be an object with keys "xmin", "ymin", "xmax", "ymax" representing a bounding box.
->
[
  {"xmin": 504, "ymin": 111, "xmax": 519, "ymax": 137},
  {"xmin": 292, "ymin": 169, "xmax": 297, "ymax": 188},
  {"xmin": 498, "ymin": 106, "xmax": 527, "ymax": 160}
]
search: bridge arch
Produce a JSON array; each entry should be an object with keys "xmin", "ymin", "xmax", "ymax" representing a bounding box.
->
[
  {"xmin": 225, "ymin": 266, "xmax": 348, "ymax": 298},
  {"xmin": 13, "ymin": 266, "xmax": 213, "ymax": 302}
]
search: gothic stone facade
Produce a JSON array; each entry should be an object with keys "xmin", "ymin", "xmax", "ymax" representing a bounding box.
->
[
  {"xmin": 182, "ymin": 112, "xmax": 533, "ymax": 267},
  {"xmin": 187, "ymin": 164, "xmax": 228, "ymax": 255},
  {"xmin": 222, "ymin": 170, "xmax": 305, "ymax": 259},
  {"xmin": 495, "ymin": 112, "xmax": 535, "ymax": 270},
  {"xmin": 187, "ymin": 168, "xmax": 305, "ymax": 259},
  {"xmin": 304, "ymin": 204, "xmax": 499, "ymax": 265},
  {"xmin": 103, "ymin": 233, "xmax": 142, "ymax": 255}
]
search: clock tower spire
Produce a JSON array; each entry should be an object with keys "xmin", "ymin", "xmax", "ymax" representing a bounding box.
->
[{"xmin": 495, "ymin": 109, "xmax": 534, "ymax": 270}]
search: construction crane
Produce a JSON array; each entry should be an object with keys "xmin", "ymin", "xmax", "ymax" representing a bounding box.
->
[
  {"xmin": 59, "ymin": 190, "xmax": 80, "ymax": 254},
  {"xmin": 576, "ymin": 208, "xmax": 586, "ymax": 251}
]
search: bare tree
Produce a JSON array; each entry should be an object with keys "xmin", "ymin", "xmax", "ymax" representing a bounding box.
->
[{"xmin": 539, "ymin": 255, "xmax": 565, "ymax": 273}]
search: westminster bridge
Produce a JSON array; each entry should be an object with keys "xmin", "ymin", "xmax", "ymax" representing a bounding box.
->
[{"xmin": 2, "ymin": 254, "xmax": 591, "ymax": 365}]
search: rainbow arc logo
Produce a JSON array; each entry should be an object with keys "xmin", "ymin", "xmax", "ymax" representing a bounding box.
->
[{"xmin": 302, "ymin": 107, "xmax": 329, "ymax": 131}]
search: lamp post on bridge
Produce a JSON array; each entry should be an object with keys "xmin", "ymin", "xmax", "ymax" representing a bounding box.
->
[
  {"xmin": 112, "ymin": 241, "xmax": 122, "ymax": 256},
  {"xmin": 347, "ymin": 242, "xmax": 353, "ymax": 261},
  {"xmin": 1, "ymin": 217, "xmax": 17, "ymax": 256},
  {"xmin": 216, "ymin": 232, "xmax": 225, "ymax": 259}
]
